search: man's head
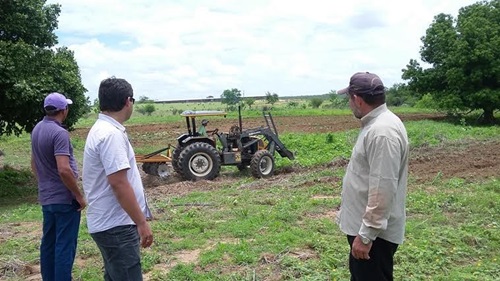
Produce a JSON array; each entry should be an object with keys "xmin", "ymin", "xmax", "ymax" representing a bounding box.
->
[
  {"xmin": 337, "ymin": 72, "xmax": 385, "ymax": 97},
  {"xmin": 337, "ymin": 72, "xmax": 386, "ymax": 118},
  {"xmin": 201, "ymin": 119, "xmax": 209, "ymax": 126},
  {"xmin": 98, "ymin": 77, "xmax": 134, "ymax": 113},
  {"xmin": 44, "ymin": 92, "xmax": 73, "ymax": 117}
]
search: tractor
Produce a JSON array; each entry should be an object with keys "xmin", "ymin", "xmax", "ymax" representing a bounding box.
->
[{"xmin": 139, "ymin": 108, "xmax": 295, "ymax": 181}]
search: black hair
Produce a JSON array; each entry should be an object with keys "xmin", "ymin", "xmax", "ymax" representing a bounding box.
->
[
  {"xmin": 44, "ymin": 106, "xmax": 64, "ymax": 117},
  {"xmin": 350, "ymin": 85, "xmax": 386, "ymax": 106},
  {"xmin": 98, "ymin": 77, "xmax": 133, "ymax": 112},
  {"xmin": 358, "ymin": 93, "xmax": 385, "ymax": 106}
]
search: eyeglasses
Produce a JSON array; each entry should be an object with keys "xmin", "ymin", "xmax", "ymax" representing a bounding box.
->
[{"xmin": 129, "ymin": 97, "xmax": 135, "ymax": 104}]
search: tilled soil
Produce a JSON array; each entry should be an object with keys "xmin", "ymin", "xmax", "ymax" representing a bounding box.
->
[{"xmin": 98, "ymin": 113, "xmax": 499, "ymax": 197}]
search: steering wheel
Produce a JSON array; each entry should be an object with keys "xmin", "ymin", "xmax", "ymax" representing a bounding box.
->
[{"xmin": 211, "ymin": 128, "xmax": 219, "ymax": 135}]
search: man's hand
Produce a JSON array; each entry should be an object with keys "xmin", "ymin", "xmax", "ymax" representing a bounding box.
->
[
  {"xmin": 75, "ymin": 193, "xmax": 87, "ymax": 211},
  {"xmin": 351, "ymin": 235, "xmax": 372, "ymax": 260},
  {"xmin": 137, "ymin": 221, "xmax": 153, "ymax": 248}
]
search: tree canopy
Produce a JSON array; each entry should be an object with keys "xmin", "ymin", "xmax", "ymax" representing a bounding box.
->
[
  {"xmin": 265, "ymin": 91, "xmax": 279, "ymax": 105},
  {"xmin": 220, "ymin": 88, "xmax": 242, "ymax": 106},
  {"xmin": 402, "ymin": 0, "xmax": 500, "ymax": 123},
  {"xmin": 0, "ymin": 0, "xmax": 87, "ymax": 136}
]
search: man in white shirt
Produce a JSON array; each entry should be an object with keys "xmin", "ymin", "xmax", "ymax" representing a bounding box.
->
[
  {"xmin": 83, "ymin": 77, "xmax": 153, "ymax": 280},
  {"xmin": 337, "ymin": 72, "xmax": 409, "ymax": 281}
]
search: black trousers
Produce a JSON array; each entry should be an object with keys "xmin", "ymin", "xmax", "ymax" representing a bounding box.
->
[{"xmin": 347, "ymin": 235, "xmax": 399, "ymax": 281}]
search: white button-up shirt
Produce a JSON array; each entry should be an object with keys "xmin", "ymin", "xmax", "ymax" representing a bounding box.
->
[
  {"xmin": 83, "ymin": 114, "xmax": 149, "ymax": 233},
  {"xmin": 338, "ymin": 104, "xmax": 409, "ymax": 244}
]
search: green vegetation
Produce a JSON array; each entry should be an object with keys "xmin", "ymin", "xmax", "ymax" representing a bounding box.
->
[
  {"xmin": 402, "ymin": 0, "xmax": 500, "ymax": 124},
  {"xmin": 136, "ymin": 104, "xmax": 157, "ymax": 116},
  {"xmin": 265, "ymin": 91, "xmax": 279, "ymax": 105},
  {"xmin": 0, "ymin": 106, "xmax": 499, "ymax": 280},
  {"xmin": 0, "ymin": 0, "xmax": 88, "ymax": 136}
]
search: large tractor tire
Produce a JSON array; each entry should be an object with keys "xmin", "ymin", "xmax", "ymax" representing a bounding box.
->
[
  {"xmin": 178, "ymin": 142, "xmax": 221, "ymax": 181},
  {"xmin": 171, "ymin": 146, "xmax": 183, "ymax": 175},
  {"xmin": 250, "ymin": 150, "xmax": 275, "ymax": 178}
]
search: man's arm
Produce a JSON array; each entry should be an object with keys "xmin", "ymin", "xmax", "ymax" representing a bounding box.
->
[
  {"xmin": 55, "ymin": 155, "xmax": 86, "ymax": 211},
  {"xmin": 107, "ymin": 169, "xmax": 153, "ymax": 248},
  {"xmin": 30, "ymin": 154, "xmax": 38, "ymax": 181}
]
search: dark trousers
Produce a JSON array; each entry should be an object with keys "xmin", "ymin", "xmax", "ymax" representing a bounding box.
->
[
  {"xmin": 40, "ymin": 201, "xmax": 81, "ymax": 281},
  {"xmin": 347, "ymin": 235, "xmax": 399, "ymax": 281},
  {"xmin": 91, "ymin": 225, "xmax": 142, "ymax": 281}
]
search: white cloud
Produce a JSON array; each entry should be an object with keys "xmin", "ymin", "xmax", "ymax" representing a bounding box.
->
[{"xmin": 47, "ymin": 0, "xmax": 479, "ymax": 100}]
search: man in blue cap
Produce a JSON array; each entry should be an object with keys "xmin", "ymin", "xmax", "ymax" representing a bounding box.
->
[{"xmin": 31, "ymin": 92, "xmax": 86, "ymax": 281}]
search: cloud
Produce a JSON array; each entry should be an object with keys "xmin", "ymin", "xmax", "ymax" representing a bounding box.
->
[{"xmin": 47, "ymin": 0, "xmax": 479, "ymax": 101}]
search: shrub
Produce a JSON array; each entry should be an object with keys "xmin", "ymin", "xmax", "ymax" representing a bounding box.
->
[
  {"xmin": 0, "ymin": 166, "xmax": 37, "ymax": 198},
  {"xmin": 287, "ymin": 101, "xmax": 299, "ymax": 108},
  {"xmin": 309, "ymin": 98, "xmax": 324, "ymax": 108},
  {"xmin": 137, "ymin": 104, "xmax": 156, "ymax": 116}
]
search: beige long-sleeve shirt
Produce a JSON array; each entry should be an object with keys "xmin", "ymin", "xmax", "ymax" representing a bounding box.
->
[{"xmin": 338, "ymin": 104, "xmax": 409, "ymax": 244}]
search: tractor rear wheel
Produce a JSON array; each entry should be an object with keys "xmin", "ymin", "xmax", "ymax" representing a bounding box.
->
[
  {"xmin": 250, "ymin": 150, "xmax": 275, "ymax": 178},
  {"xmin": 178, "ymin": 142, "xmax": 221, "ymax": 181}
]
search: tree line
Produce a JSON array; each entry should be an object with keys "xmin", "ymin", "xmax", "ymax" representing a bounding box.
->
[{"xmin": 1, "ymin": 0, "xmax": 498, "ymax": 137}]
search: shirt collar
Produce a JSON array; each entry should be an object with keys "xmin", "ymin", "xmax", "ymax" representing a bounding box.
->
[
  {"xmin": 98, "ymin": 113, "xmax": 126, "ymax": 133},
  {"xmin": 43, "ymin": 116, "xmax": 64, "ymax": 127},
  {"xmin": 360, "ymin": 103, "xmax": 388, "ymax": 127}
]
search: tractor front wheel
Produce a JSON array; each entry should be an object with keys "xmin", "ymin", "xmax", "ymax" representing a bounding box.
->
[
  {"xmin": 171, "ymin": 146, "xmax": 183, "ymax": 175},
  {"xmin": 178, "ymin": 142, "xmax": 221, "ymax": 181},
  {"xmin": 250, "ymin": 150, "xmax": 275, "ymax": 178}
]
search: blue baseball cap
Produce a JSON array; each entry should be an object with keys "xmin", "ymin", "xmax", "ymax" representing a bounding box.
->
[{"xmin": 44, "ymin": 92, "xmax": 73, "ymax": 110}]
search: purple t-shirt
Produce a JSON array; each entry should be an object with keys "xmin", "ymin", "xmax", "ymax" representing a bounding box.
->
[{"xmin": 31, "ymin": 117, "xmax": 78, "ymax": 205}]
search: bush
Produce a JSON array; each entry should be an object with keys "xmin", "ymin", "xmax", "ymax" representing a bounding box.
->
[
  {"xmin": 309, "ymin": 98, "xmax": 324, "ymax": 109},
  {"xmin": 287, "ymin": 101, "xmax": 299, "ymax": 108},
  {"xmin": 414, "ymin": 93, "xmax": 438, "ymax": 109},
  {"xmin": 327, "ymin": 95, "xmax": 349, "ymax": 109},
  {"xmin": 136, "ymin": 104, "xmax": 156, "ymax": 116},
  {"xmin": 0, "ymin": 166, "xmax": 37, "ymax": 198}
]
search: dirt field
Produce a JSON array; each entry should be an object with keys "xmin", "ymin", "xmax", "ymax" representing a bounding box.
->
[
  {"xmin": 76, "ymin": 113, "xmax": 499, "ymax": 196},
  {"xmin": 3, "ymin": 113, "xmax": 499, "ymax": 280}
]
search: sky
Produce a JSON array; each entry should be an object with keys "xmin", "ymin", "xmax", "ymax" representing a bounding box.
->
[{"xmin": 47, "ymin": 0, "xmax": 480, "ymax": 102}]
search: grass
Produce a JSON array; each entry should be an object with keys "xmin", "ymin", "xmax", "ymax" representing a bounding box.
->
[{"xmin": 0, "ymin": 107, "xmax": 499, "ymax": 280}]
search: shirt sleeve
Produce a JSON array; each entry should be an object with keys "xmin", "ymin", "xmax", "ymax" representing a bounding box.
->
[
  {"xmin": 53, "ymin": 130, "xmax": 71, "ymax": 156},
  {"xmin": 99, "ymin": 130, "xmax": 131, "ymax": 176},
  {"xmin": 359, "ymin": 135, "xmax": 401, "ymax": 241}
]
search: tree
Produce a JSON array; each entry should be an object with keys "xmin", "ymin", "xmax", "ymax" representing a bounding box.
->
[
  {"xmin": 0, "ymin": 0, "xmax": 87, "ymax": 136},
  {"xmin": 244, "ymin": 97, "xmax": 255, "ymax": 109},
  {"xmin": 220, "ymin": 88, "xmax": 242, "ymax": 108},
  {"xmin": 265, "ymin": 91, "xmax": 279, "ymax": 105},
  {"xmin": 328, "ymin": 90, "xmax": 349, "ymax": 109},
  {"xmin": 138, "ymin": 95, "xmax": 154, "ymax": 103},
  {"xmin": 385, "ymin": 83, "xmax": 418, "ymax": 106},
  {"xmin": 402, "ymin": 0, "xmax": 500, "ymax": 123}
]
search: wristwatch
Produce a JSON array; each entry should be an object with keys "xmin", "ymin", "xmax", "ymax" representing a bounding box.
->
[{"xmin": 360, "ymin": 235, "xmax": 371, "ymax": 245}]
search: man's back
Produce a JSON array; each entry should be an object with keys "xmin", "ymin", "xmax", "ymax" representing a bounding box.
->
[{"xmin": 31, "ymin": 117, "xmax": 77, "ymax": 205}]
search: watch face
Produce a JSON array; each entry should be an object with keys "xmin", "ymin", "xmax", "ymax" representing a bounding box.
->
[{"xmin": 361, "ymin": 237, "xmax": 371, "ymax": 244}]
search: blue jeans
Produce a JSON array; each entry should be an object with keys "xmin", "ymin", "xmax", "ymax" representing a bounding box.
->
[
  {"xmin": 90, "ymin": 225, "xmax": 142, "ymax": 281},
  {"xmin": 41, "ymin": 201, "xmax": 81, "ymax": 281}
]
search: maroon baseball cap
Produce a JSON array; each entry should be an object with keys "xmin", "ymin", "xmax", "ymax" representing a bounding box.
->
[
  {"xmin": 44, "ymin": 92, "xmax": 73, "ymax": 110},
  {"xmin": 337, "ymin": 72, "xmax": 385, "ymax": 95}
]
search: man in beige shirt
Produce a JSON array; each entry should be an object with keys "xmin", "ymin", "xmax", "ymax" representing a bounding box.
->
[{"xmin": 337, "ymin": 72, "xmax": 409, "ymax": 281}]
